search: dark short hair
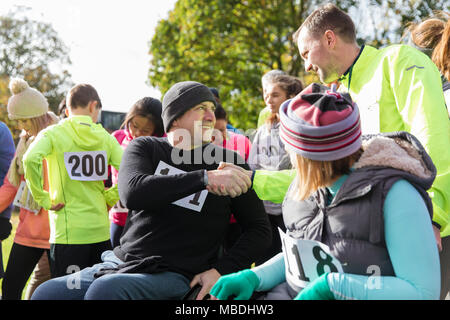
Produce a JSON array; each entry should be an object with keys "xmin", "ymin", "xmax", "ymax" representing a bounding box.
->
[
  {"xmin": 58, "ymin": 96, "xmax": 67, "ymax": 118},
  {"xmin": 120, "ymin": 97, "xmax": 164, "ymax": 137},
  {"xmin": 293, "ymin": 3, "xmax": 356, "ymax": 43},
  {"xmin": 209, "ymin": 87, "xmax": 219, "ymax": 99},
  {"xmin": 67, "ymin": 84, "xmax": 102, "ymax": 109}
]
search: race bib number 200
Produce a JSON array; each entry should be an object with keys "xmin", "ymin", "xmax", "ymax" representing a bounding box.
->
[
  {"xmin": 64, "ymin": 151, "xmax": 108, "ymax": 181},
  {"xmin": 279, "ymin": 228, "xmax": 344, "ymax": 290}
]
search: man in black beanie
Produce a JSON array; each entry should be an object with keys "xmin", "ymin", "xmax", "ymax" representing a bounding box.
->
[
  {"xmin": 162, "ymin": 81, "xmax": 220, "ymax": 152},
  {"xmin": 31, "ymin": 81, "xmax": 271, "ymax": 301},
  {"xmin": 162, "ymin": 81, "xmax": 217, "ymax": 133}
]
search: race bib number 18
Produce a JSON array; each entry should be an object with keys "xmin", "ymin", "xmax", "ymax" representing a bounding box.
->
[
  {"xmin": 279, "ymin": 228, "xmax": 344, "ymax": 290},
  {"xmin": 64, "ymin": 151, "xmax": 108, "ymax": 181}
]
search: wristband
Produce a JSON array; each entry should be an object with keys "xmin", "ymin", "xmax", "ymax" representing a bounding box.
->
[
  {"xmin": 203, "ymin": 169, "xmax": 209, "ymax": 187},
  {"xmin": 250, "ymin": 170, "xmax": 256, "ymax": 189}
]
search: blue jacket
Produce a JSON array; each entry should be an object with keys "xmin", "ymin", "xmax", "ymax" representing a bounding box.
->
[{"xmin": 0, "ymin": 121, "xmax": 15, "ymax": 219}]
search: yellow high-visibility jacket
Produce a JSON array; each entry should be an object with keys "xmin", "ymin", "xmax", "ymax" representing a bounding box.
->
[
  {"xmin": 23, "ymin": 115, "xmax": 123, "ymax": 244},
  {"xmin": 253, "ymin": 44, "xmax": 450, "ymax": 237}
]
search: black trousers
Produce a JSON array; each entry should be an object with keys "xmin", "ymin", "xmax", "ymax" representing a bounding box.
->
[
  {"xmin": 2, "ymin": 243, "xmax": 49, "ymax": 300},
  {"xmin": 49, "ymin": 240, "xmax": 112, "ymax": 278},
  {"xmin": 440, "ymin": 236, "xmax": 450, "ymax": 300}
]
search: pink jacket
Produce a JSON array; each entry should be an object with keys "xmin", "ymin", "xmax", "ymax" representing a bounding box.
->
[
  {"xmin": 223, "ymin": 131, "xmax": 252, "ymax": 161},
  {"xmin": 108, "ymin": 129, "xmax": 167, "ymax": 226},
  {"xmin": 0, "ymin": 161, "xmax": 50, "ymax": 249},
  {"xmin": 221, "ymin": 131, "xmax": 252, "ymax": 223},
  {"xmin": 108, "ymin": 129, "xmax": 132, "ymax": 227}
]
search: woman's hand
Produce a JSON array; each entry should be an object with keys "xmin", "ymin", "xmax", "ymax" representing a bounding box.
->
[
  {"xmin": 209, "ymin": 269, "xmax": 260, "ymax": 300},
  {"xmin": 50, "ymin": 203, "xmax": 65, "ymax": 211}
]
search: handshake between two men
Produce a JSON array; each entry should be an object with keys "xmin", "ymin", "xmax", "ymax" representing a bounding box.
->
[{"xmin": 206, "ymin": 162, "xmax": 253, "ymax": 198}]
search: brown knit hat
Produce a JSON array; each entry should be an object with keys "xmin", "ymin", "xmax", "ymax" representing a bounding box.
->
[{"xmin": 7, "ymin": 78, "xmax": 49, "ymax": 120}]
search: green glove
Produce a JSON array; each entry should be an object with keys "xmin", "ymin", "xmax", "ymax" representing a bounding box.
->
[
  {"xmin": 294, "ymin": 272, "xmax": 335, "ymax": 300},
  {"xmin": 210, "ymin": 269, "xmax": 260, "ymax": 300}
]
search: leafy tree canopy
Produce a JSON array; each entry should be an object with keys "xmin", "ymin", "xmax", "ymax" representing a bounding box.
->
[{"xmin": 0, "ymin": 6, "xmax": 73, "ymax": 141}]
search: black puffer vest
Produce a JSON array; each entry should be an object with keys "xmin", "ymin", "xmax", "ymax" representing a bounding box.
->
[{"xmin": 282, "ymin": 132, "xmax": 436, "ymax": 293}]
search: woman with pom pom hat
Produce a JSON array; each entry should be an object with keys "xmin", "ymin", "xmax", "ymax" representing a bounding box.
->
[{"xmin": 0, "ymin": 78, "xmax": 58, "ymax": 299}]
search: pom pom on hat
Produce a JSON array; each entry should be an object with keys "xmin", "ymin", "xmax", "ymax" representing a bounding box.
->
[
  {"xmin": 7, "ymin": 78, "xmax": 49, "ymax": 120},
  {"xmin": 9, "ymin": 78, "xmax": 30, "ymax": 95},
  {"xmin": 280, "ymin": 83, "xmax": 362, "ymax": 161}
]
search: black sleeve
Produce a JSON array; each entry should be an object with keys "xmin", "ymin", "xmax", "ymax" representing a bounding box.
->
[
  {"xmin": 118, "ymin": 138, "xmax": 207, "ymax": 210},
  {"xmin": 213, "ymin": 161, "xmax": 272, "ymax": 275},
  {"xmin": 0, "ymin": 217, "xmax": 12, "ymax": 241}
]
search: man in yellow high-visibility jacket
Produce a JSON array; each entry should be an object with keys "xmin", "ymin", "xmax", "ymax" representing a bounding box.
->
[{"xmin": 220, "ymin": 3, "xmax": 450, "ymax": 299}]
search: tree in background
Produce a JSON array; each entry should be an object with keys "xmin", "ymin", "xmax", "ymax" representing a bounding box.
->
[
  {"xmin": 0, "ymin": 6, "xmax": 73, "ymax": 141},
  {"xmin": 148, "ymin": 0, "xmax": 447, "ymax": 131}
]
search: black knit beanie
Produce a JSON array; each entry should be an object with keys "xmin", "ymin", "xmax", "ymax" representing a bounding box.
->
[{"xmin": 162, "ymin": 81, "xmax": 217, "ymax": 132}]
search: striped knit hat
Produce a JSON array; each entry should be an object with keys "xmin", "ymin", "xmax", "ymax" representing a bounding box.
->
[{"xmin": 279, "ymin": 83, "xmax": 361, "ymax": 161}]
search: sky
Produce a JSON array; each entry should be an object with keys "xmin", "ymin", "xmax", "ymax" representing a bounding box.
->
[{"xmin": 1, "ymin": 0, "xmax": 178, "ymax": 113}]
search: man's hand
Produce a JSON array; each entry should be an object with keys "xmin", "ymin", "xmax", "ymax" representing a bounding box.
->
[
  {"xmin": 50, "ymin": 203, "xmax": 65, "ymax": 211},
  {"xmin": 432, "ymin": 225, "xmax": 442, "ymax": 252},
  {"xmin": 217, "ymin": 162, "xmax": 253, "ymax": 177},
  {"xmin": 207, "ymin": 162, "xmax": 252, "ymax": 197},
  {"xmin": 190, "ymin": 268, "xmax": 221, "ymax": 300},
  {"xmin": 217, "ymin": 162, "xmax": 253, "ymax": 182}
]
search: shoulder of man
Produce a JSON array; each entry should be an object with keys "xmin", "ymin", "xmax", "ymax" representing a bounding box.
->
[
  {"xmin": 127, "ymin": 135, "xmax": 170, "ymax": 151},
  {"xmin": 380, "ymin": 44, "xmax": 434, "ymax": 67}
]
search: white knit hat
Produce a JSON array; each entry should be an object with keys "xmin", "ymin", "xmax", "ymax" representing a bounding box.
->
[{"xmin": 7, "ymin": 78, "xmax": 49, "ymax": 120}]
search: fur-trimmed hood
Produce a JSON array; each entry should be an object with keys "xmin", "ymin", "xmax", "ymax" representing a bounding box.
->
[
  {"xmin": 281, "ymin": 131, "xmax": 436, "ymax": 283},
  {"xmin": 331, "ymin": 131, "xmax": 436, "ymax": 218},
  {"xmin": 354, "ymin": 131, "xmax": 436, "ymax": 186}
]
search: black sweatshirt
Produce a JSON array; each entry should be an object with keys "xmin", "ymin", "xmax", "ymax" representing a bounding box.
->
[{"xmin": 115, "ymin": 136, "xmax": 271, "ymax": 280}]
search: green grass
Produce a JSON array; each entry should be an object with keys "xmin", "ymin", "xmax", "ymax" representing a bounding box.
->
[{"xmin": 1, "ymin": 209, "xmax": 29, "ymax": 299}]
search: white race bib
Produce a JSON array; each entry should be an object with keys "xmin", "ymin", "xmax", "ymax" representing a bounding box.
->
[
  {"xmin": 279, "ymin": 228, "xmax": 344, "ymax": 290},
  {"xmin": 354, "ymin": 82, "xmax": 380, "ymax": 134},
  {"xmin": 154, "ymin": 161, "xmax": 207, "ymax": 213},
  {"xmin": 64, "ymin": 151, "xmax": 108, "ymax": 181},
  {"xmin": 360, "ymin": 100, "xmax": 380, "ymax": 134},
  {"xmin": 13, "ymin": 181, "xmax": 39, "ymax": 214}
]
